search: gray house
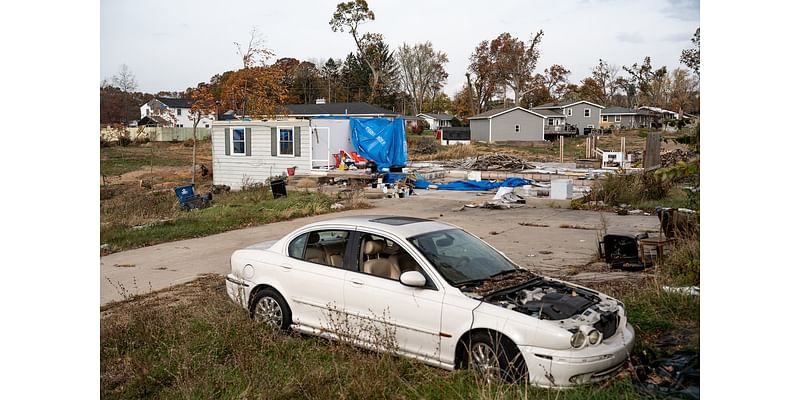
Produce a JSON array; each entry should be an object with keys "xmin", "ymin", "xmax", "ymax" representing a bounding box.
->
[
  {"xmin": 468, "ymin": 106, "xmax": 546, "ymax": 142},
  {"xmin": 417, "ymin": 113, "xmax": 454, "ymax": 130},
  {"xmin": 532, "ymin": 100, "xmax": 605, "ymax": 134},
  {"xmin": 211, "ymin": 102, "xmax": 397, "ymax": 189},
  {"xmin": 601, "ymin": 107, "xmax": 658, "ymax": 129}
]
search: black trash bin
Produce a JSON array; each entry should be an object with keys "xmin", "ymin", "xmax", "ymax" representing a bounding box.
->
[{"xmin": 270, "ymin": 179, "xmax": 287, "ymax": 198}]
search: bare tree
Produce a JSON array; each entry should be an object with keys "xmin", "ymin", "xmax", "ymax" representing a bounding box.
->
[
  {"xmin": 231, "ymin": 27, "xmax": 275, "ymax": 115},
  {"xmin": 396, "ymin": 42, "xmax": 449, "ymax": 115},
  {"xmin": 234, "ymin": 27, "xmax": 274, "ymax": 69},
  {"xmin": 490, "ymin": 31, "xmax": 545, "ymax": 106},
  {"xmin": 112, "ymin": 64, "xmax": 138, "ymax": 126},
  {"xmin": 591, "ymin": 59, "xmax": 621, "ymax": 104},
  {"xmin": 330, "ymin": 0, "xmax": 392, "ymax": 102}
]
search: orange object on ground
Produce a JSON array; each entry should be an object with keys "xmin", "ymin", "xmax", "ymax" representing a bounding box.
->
[{"xmin": 350, "ymin": 152, "xmax": 367, "ymax": 163}]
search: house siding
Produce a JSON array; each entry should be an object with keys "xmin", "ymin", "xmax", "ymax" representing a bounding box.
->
[
  {"xmin": 469, "ymin": 119, "xmax": 490, "ymax": 142},
  {"xmin": 564, "ymin": 103, "xmax": 603, "ymax": 132},
  {"xmin": 212, "ymin": 120, "xmax": 311, "ymax": 190},
  {"xmin": 489, "ymin": 109, "xmax": 544, "ymax": 141}
]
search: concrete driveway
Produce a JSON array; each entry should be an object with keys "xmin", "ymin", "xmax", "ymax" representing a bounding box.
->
[{"xmin": 101, "ymin": 190, "xmax": 660, "ymax": 305}]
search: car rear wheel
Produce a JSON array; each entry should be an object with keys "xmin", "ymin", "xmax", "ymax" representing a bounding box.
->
[
  {"xmin": 466, "ymin": 332, "xmax": 527, "ymax": 383},
  {"xmin": 250, "ymin": 288, "xmax": 292, "ymax": 331}
]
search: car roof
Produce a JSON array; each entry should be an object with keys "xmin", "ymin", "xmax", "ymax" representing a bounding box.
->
[{"xmin": 306, "ymin": 215, "xmax": 457, "ymax": 238}]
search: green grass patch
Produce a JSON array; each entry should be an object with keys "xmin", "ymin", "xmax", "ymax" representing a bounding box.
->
[
  {"xmin": 101, "ymin": 144, "xmax": 193, "ymax": 176},
  {"xmin": 101, "ymin": 191, "xmax": 336, "ymax": 252},
  {"xmin": 101, "ymin": 276, "xmax": 654, "ymax": 399}
]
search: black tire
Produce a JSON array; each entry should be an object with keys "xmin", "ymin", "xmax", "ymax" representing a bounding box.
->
[
  {"xmin": 250, "ymin": 288, "xmax": 292, "ymax": 331},
  {"xmin": 465, "ymin": 332, "xmax": 528, "ymax": 383}
]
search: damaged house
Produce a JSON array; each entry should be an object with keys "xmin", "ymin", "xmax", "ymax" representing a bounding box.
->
[{"xmin": 210, "ymin": 101, "xmax": 399, "ymax": 190}]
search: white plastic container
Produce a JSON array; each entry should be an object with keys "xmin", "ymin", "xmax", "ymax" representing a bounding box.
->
[
  {"xmin": 467, "ymin": 171, "xmax": 482, "ymax": 182},
  {"xmin": 550, "ymin": 179, "xmax": 573, "ymax": 199}
]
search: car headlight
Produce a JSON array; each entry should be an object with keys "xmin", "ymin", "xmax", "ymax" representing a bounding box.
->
[
  {"xmin": 587, "ymin": 329, "xmax": 602, "ymax": 345},
  {"xmin": 571, "ymin": 331, "xmax": 586, "ymax": 348}
]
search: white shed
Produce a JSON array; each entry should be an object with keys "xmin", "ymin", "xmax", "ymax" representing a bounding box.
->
[{"xmin": 211, "ymin": 119, "xmax": 359, "ymax": 190}]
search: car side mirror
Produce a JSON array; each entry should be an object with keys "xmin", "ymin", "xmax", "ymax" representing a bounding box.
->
[{"xmin": 399, "ymin": 271, "xmax": 426, "ymax": 288}]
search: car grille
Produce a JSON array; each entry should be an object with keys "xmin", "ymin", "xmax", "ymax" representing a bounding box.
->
[{"xmin": 594, "ymin": 312, "xmax": 619, "ymax": 339}]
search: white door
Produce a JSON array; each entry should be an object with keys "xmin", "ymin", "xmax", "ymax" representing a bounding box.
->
[
  {"xmin": 310, "ymin": 127, "xmax": 331, "ymax": 169},
  {"xmin": 342, "ymin": 230, "xmax": 445, "ymax": 363},
  {"xmin": 281, "ymin": 229, "xmax": 351, "ymax": 330}
]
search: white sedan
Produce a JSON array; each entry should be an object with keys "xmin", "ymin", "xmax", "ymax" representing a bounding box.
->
[{"xmin": 225, "ymin": 215, "xmax": 635, "ymax": 387}]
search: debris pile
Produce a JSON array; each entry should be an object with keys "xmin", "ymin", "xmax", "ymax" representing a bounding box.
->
[
  {"xmin": 660, "ymin": 149, "xmax": 698, "ymax": 167},
  {"xmin": 636, "ymin": 351, "xmax": 700, "ymax": 400},
  {"xmin": 445, "ymin": 153, "xmax": 537, "ymax": 170}
]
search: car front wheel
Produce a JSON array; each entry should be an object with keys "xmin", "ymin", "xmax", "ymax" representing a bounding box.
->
[
  {"xmin": 250, "ymin": 288, "xmax": 292, "ymax": 331},
  {"xmin": 466, "ymin": 332, "xmax": 528, "ymax": 383}
]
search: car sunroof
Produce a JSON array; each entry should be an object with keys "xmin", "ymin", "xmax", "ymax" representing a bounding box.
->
[{"xmin": 370, "ymin": 216, "xmax": 431, "ymax": 226}]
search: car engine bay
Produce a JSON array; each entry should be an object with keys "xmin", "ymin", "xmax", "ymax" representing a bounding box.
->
[{"xmin": 484, "ymin": 278, "xmax": 622, "ymax": 339}]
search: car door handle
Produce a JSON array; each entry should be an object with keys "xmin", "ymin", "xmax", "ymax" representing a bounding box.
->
[
  {"xmin": 349, "ymin": 280, "xmax": 364, "ymax": 286},
  {"xmin": 280, "ymin": 264, "xmax": 292, "ymax": 271}
]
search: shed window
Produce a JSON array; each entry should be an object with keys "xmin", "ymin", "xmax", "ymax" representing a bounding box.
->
[
  {"xmin": 231, "ymin": 127, "xmax": 246, "ymax": 154},
  {"xmin": 279, "ymin": 127, "xmax": 294, "ymax": 156},
  {"xmin": 548, "ymin": 118, "xmax": 554, "ymax": 126},
  {"xmin": 584, "ymin": 108, "xmax": 591, "ymax": 117},
  {"xmin": 615, "ymin": 115, "xmax": 622, "ymax": 122},
  {"xmin": 567, "ymin": 108, "xmax": 573, "ymax": 116},
  {"xmin": 514, "ymin": 124, "xmax": 520, "ymax": 132},
  {"xmin": 602, "ymin": 115, "xmax": 609, "ymax": 122},
  {"xmin": 177, "ymin": 109, "xmax": 182, "ymax": 116}
]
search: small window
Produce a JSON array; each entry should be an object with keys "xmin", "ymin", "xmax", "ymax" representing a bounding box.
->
[
  {"xmin": 205, "ymin": 124, "xmax": 210, "ymax": 128},
  {"xmin": 615, "ymin": 115, "xmax": 622, "ymax": 122},
  {"xmin": 567, "ymin": 108, "xmax": 573, "ymax": 116},
  {"xmin": 231, "ymin": 127, "xmax": 246, "ymax": 154},
  {"xmin": 514, "ymin": 124, "xmax": 520, "ymax": 132},
  {"xmin": 288, "ymin": 233, "xmax": 309, "ymax": 259},
  {"xmin": 291, "ymin": 230, "xmax": 350, "ymax": 268},
  {"xmin": 279, "ymin": 127, "xmax": 294, "ymax": 156},
  {"xmin": 177, "ymin": 109, "xmax": 182, "ymax": 116},
  {"xmin": 548, "ymin": 118, "xmax": 554, "ymax": 126},
  {"xmin": 602, "ymin": 115, "xmax": 609, "ymax": 122},
  {"xmin": 584, "ymin": 108, "xmax": 591, "ymax": 117}
]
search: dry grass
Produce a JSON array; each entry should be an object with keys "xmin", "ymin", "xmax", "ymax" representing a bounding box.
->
[
  {"xmin": 410, "ymin": 143, "xmax": 479, "ymax": 161},
  {"xmin": 101, "ymin": 275, "xmax": 650, "ymax": 399}
]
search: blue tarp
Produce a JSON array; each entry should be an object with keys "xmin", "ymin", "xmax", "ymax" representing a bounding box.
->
[
  {"xmin": 385, "ymin": 174, "xmax": 532, "ymax": 191},
  {"xmin": 349, "ymin": 118, "xmax": 407, "ymax": 170}
]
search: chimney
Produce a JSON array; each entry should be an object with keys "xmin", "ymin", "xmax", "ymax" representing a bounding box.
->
[{"xmin": 315, "ymin": 98, "xmax": 326, "ymax": 104}]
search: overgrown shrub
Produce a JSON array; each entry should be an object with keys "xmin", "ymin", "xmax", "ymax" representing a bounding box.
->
[
  {"xmin": 592, "ymin": 172, "xmax": 673, "ymax": 206},
  {"xmin": 661, "ymin": 235, "xmax": 700, "ymax": 286}
]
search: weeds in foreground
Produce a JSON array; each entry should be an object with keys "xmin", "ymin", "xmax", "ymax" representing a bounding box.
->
[{"xmin": 101, "ymin": 276, "xmax": 658, "ymax": 399}]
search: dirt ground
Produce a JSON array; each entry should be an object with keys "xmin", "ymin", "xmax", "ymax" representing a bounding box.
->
[
  {"xmin": 101, "ymin": 134, "xmax": 681, "ymax": 305},
  {"xmin": 100, "ymin": 189, "xmax": 661, "ymax": 304}
]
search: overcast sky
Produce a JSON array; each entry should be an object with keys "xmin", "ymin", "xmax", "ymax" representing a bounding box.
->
[{"xmin": 100, "ymin": 0, "xmax": 699, "ymax": 98}]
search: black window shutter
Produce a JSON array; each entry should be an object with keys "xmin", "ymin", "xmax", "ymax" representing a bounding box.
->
[
  {"xmin": 294, "ymin": 126, "xmax": 302, "ymax": 157},
  {"xmin": 271, "ymin": 127, "xmax": 277, "ymax": 156},
  {"xmin": 224, "ymin": 128, "xmax": 230, "ymax": 155},
  {"xmin": 245, "ymin": 128, "xmax": 252, "ymax": 156}
]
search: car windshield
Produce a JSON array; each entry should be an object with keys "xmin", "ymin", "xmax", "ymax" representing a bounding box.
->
[{"xmin": 408, "ymin": 229, "xmax": 519, "ymax": 287}]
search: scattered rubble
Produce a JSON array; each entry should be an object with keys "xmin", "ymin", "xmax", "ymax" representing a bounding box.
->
[
  {"xmin": 636, "ymin": 351, "xmax": 700, "ymax": 400},
  {"xmin": 661, "ymin": 149, "xmax": 698, "ymax": 167},
  {"xmin": 662, "ymin": 286, "xmax": 700, "ymax": 296},
  {"xmin": 445, "ymin": 153, "xmax": 537, "ymax": 170}
]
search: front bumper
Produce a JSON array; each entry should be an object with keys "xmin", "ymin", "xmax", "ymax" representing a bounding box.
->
[
  {"xmin": 519, "ymin": 322, "xmax": 635, "ymax": 388},
  {"xmin": 225, "ymin": 274, "xmax": 252, "ymax": 309}
]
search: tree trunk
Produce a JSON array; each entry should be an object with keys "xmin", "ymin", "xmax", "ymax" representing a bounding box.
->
[{"xmin": 192, "ymin": 121, "xmax": 197, "ymax": 186}]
